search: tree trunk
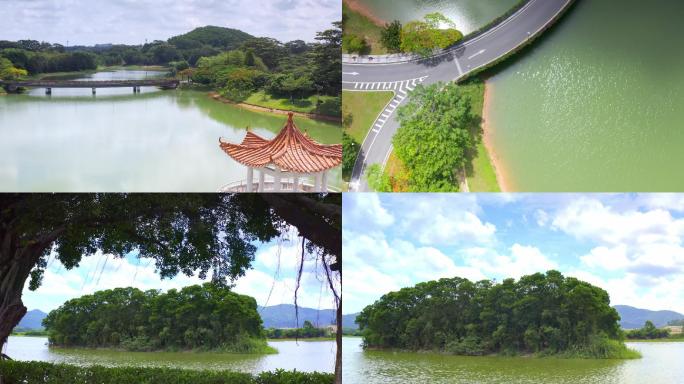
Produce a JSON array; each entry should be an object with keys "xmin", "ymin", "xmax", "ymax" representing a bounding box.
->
[
  {"xmin": 0, "ymin": 237, "xmax": 46, "ymax": 356},
  {"xmin": 335, "ymin": 296, "xmax": 342, "ymax": 384}
]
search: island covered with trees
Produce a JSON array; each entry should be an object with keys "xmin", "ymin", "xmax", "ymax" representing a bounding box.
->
[
  {"xmin": 43, "ymin": 283, "xmax": 273, "ymax": 353},
  {"xmin": 0, "ymin": 24, "xmax": 341, "ymax": 118},
  {"xmin": 357, "ymin": 271, "xmax": 640, "ymax": 359},
  {"xmin": 265, "ymin": 321, "xmax": 332, "ymax": 340}
]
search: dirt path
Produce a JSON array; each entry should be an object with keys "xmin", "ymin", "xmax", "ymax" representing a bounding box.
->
[{"xmin": 344, "ymin": 0, "xmax": 387, "ymax": 27}]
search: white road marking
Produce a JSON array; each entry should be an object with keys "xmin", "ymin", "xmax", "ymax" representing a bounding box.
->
[
  {"xmin": 343, "ymin": 72, "xmax": 359, "ymax": 76},
  {"xmin": 467, "ymin": 49, "xmax": 486, "ymax": 60},
  {"xmin": 453, "ymin": 55, "xmax": 464, "ymax": 76}
]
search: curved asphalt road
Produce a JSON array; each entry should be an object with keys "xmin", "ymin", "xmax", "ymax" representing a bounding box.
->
[{"xmin": 343, "ymin": 0, "xmax": 574, "ymax": 191}]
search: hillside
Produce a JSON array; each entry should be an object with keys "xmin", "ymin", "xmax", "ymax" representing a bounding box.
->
[
  {"xmin": 342, "ymin": 313, "xmax": 359, "ymax": 329},
  {"xmin": 15, "ymin": 309, "xmax": 47, "ymax": 330},
  {"xmin": 615, "ymin": 305, "xmax": 684, "ymax": 329},
  {"xmin": 168, "ymin": 26, "xmax": 254, "ymax": 50},
  {"xmin": 258, "ymin": 304, "xmax": 337, "ymax": 329}
]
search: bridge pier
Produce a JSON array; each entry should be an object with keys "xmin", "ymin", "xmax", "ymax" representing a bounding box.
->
[
  {"xmin": 45, "ymin": 88, "xmax": 51, "ymax": 95},
  {"xmin": 92, "ymin": 88, "xmax": 96, "ymax": 95}
]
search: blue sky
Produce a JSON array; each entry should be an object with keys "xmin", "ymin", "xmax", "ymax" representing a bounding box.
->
[
  {"xmin": 23, "ymin": 227, "xmax": 337, "ymax": 313},
  {"xmin": 343, "ymin": 194, "xmax": 684, "ymax": 314},
  {"xmin": 1, "ymin": 0, "xmax": 340, "ymax": 45}
]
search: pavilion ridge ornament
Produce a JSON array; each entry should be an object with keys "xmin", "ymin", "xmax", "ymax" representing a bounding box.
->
[{"xmin": 219, "ymin": 112, "xmax": 342, "ymax": 192}]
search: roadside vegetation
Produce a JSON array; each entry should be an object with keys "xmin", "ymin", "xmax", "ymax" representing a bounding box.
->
[
  {"xmin": 341, "ymin": 91, "xmax": 394, "ymax": 181},
  {"xmin": 341, "ymin": 7, "xmax": 462, "ymax": 58},
  {"xmin": 0, "ymin": 362, "xmax": 333, "ymax": 384},
  {"xmin": 10, "ymin": 329, "xmax": 48, "ymax": 337},
  {"xmin": 357, "ymin": 270, "xmax": 640, "ymax": 359},
  {"xmin": 366, "ymin": 80, "xmax": 499, "ymax": 192},
  {"xmin": 43, "ymin": 283, "xmax": 274, "ymax": 354}
]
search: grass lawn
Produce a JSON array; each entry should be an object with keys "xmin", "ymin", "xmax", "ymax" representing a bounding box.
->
[
  {"xmin": 343, "ymin": 3, "xmax": 387, "ymax": 55},
  {"xmin": 459, "ymin": 80, "xmax": 501, "ymax": 192},
  {"xmin": 244, "ymin": 90, "xmax": 338, "ymax": 116},
  {"xmin": 342, "ymin": 90, "xmax": 394, "ymax": 143}
]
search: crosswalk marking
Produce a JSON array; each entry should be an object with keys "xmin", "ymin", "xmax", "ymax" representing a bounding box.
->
[{"xmin": 344, "ymin": 76, "xmax": 428, "ymax": 92}]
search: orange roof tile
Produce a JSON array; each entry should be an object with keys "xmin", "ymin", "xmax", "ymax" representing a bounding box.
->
[{"xmin": 219, "ymin": 113, "xmax": 342, "ymax": 174}]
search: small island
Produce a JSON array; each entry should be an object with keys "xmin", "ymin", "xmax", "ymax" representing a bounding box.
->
[
  {"xmin": 357, "ymin": 270, "xmax": 640, "ymax": 359},
  {"xmin": 43, "ymin": 283, "xmax": 274, "ymax": 354}
]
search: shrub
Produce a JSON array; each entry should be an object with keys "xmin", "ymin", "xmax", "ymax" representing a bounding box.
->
[
  {"xmin": 400, "ymin": 13, "xmax": 463, "ymax": 57},
  {"xmin": 381, "ymin": 21, "xmax": 403, "ymax": 53},
  {"xmin": 0, "ymin": 362, "xmax": 334, "ymax": 384},
  {"xmin": 342, "ymin": 133, "xmax": 359, "ymax": 181},
  {"xmin": 342, "ymin": 35, "xmax": 369, "ymax": 55}
]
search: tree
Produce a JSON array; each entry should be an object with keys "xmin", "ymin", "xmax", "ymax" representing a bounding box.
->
[
  {"xmin": 0, "ymin": 193, "xmax": 341, "ymax": 381},
  {"xmin": 310, "ymin": 22, "xmax": 341, "ymax": 96},
  {"xmin": 0, "ymin": 58, "xmax": 27, "ymax": 80},
  {"xmin": 400, "ymin": 13, "xmax": 463, "ymax": 57},
  {"xmin": 240, "ymin": 38, "xmax": 286, "ymax": 70},
  {"xmin": 365, "ymin": 164, "xmax": 392, "ymax": 192},
  {"xmin": 342, "ymin": 132, "xmax": 359, "ymax": 181},
  {"xmin": 393, "ymin": 82, "xmax": 476, "ymax": 192},
  {"xmin": 342, "ymin": 35, "xmax": 368, "ymax": 55},
  {"xmin": 381, "ymin": 20, "xmax": 403, "ymax": 53}
]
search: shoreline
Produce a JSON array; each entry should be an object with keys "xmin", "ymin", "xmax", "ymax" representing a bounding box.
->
[
  {"xmin": 208, "ymin": 92, "xmax": 341, "ymax": 123},
  {"xmin": 482, "ymin": 81, "xmax": 511, "ymax": 192},
  {"xmin": 343, "ymin": 0, "xmax": 386, "ymax": 27}
]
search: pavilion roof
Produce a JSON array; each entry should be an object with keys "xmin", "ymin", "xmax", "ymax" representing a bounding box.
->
[{"xmin": 219, "ymin": 113, "xmax": 342, "ymax": 174}]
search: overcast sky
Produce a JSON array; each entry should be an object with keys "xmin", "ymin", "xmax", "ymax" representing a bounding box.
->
[
  {"xmin": 343, "ymin": 193, "xmax": 684, "ymax": 315},
  {"xmin": 1, "ymin": 0, "xmax": 340, "ymax": 45},
  {"xmin": 23, "ymin": 227, "xmax": 337, "ymax": 313}
]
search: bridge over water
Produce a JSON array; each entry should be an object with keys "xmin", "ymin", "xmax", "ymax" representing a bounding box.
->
[{"xmin": 0, "ymin": 79, "xmax": 180, "ymax": 94}]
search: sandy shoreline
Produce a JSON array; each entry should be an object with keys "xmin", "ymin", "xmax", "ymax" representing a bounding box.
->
[
  {"xmin": 343, "ymin": 0, "xmax": 387, "ymax": 27},
  {"xmin": 482, "ymin": 82, "xmax": 510, "ymax": 192}
]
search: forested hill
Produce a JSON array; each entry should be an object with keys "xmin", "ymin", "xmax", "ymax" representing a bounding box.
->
[
  {"xmin": 615, "ymin": 305, "xmax": 684, "ymax": 329},
  {"xmin": 16, "ymin": 309, "xmax": 47, "ymax": 330},
  {"xmin": 258, "ymin": 304, "xmax": 336, "ymax": 328},
  {"xmin": 168, "ymin": 26, "xmax": 254, "ymax": 50}
]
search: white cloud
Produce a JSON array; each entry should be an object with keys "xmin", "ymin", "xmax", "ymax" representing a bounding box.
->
[
  {"xmin": 344, "ymin": 194, "xmax": 394, "ymax": 228},
  {"xmin": 464, "ymin": 244, "xmax": 557, "ymax": 280}
]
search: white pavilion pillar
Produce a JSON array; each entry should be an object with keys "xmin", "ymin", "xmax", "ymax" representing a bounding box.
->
[
  {"xmin": 314, "ymin": 173, "xmax": 322, "ymax": 192},
  {"xmin": 258, "ymin": 169, "xmax": 265, "ymax": 192},
  {"xmin": 293, "ymin": 176, "xmax": 300, "ymax": 192},
  {"xmin": 246, "ymin": 167, "xmax": 254, "ymax": 192},
  {"xmin": 273, "ymin": 167, "xmax": 282, "ymax": 192},
  {"xmin": 321, "ymin": 171, "xmax": 328, "ymax": 192}
]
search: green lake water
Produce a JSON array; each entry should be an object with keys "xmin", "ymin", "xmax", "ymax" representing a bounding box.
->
[
  {"xmin": 5, "ymin": 336, "xmax": 335, "ymax": 373},
  {"xmin": 0, "ymin": 70, "xmax": 341, "ymax": 192},
  {"xmin": 354, "ymin": 0, "xmax": 518, "ymax": 34},
  {"xmin": 487, "ymin": 0, "xmax": 684, "ymax": 191},
  {"xmin": 343, "ymin": 337, "xmax": 684, "ymax": 384}
]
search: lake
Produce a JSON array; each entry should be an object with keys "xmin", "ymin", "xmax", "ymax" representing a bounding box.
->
[
  {"xmin": 353, "ymin": 0, "xmax": 518, "ymax": 34},
  {"xmin": 487, "ymin": 0, "xmax": 684, "ymax": 191},
  {"xmin": 343, "ymin": 337, "xmax": 684, "ymax": 384},
  {"xmin": 4, "ymin": 336, "xmax": 335, "ymax": 374},
  {"xmin": 0, "ymin": 69, "xmax": 341, "ymax": 192}
]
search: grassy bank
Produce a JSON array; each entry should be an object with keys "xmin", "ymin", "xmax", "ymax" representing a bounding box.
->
[
  {"xmin": 460, "ymin": 79, "xmax": 501, "ymax": 192},
  {"xmin": 0, "ymin": 361, "xmax": 333, "ymax": 384},
  {"xmin": 243, "ymin": 91, "xmax": 339, "ymax": 117},
  {"xmin": 47, "ymin": 338, "xmax": 277, "ymax": 355},
  {"xmin": 342, "ymin": 3, "xmax": 386, "ymax": 55},
  {"xmin": 341, "ymin": 90, "xmax": 394, "ymax": 143}
]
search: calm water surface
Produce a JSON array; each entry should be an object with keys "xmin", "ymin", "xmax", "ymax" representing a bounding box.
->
[
  {"xmin": 0, "ymin": 70, "xmax": 341, "ymax": 191},
  {"xmin": 5, "ymin": 336, "xmax": 335, "ymax": 373},
  {"xmin": 488, "ymin": 0, "xmax": 684, "ymax": 191},
  {"xmin": 343, "ymin": 337, "xmax": 684, "ymax": 384},
  {"xmin": 356, "ymin": 0, "xmax": 518, "ymax": 33}
]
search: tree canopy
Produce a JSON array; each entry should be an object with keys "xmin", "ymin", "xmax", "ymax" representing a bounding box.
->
[
  {"xmin": 400, "ymin": 13, "xmax": 463, "ymax": 57},
  {"xmin": 625, "ymin": 321, "xmax": 670, "ymax": 340},
  {"xmin": 43, "ymin": 283, "xmax": 268, "ymax": 352},
  {"xmin": 357, "ymin": 271, "xmax": 626, "ymax": 357},
  {"xmin": 391, "ymin": 82, "xmax": 477, "ymax": 192}
]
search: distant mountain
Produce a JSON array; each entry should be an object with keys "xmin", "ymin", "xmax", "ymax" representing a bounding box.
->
[
  {"xmin": 258, "ymin": 304, "xmax": 336, "ymax": 329},
  {"xmin": 168, "ymin": 26, "xmax": 254, "ymax": 50},
  {"xmin": 342, "ymin": 313, "xmax": 359, "ymax": 329},
  {"xmin": 614, "ymin": 305, "xmax": 684, "ymax": 329},
  {"xmin": 15, "ymin": 309, "xmax": 48, "ymax": 330}
]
